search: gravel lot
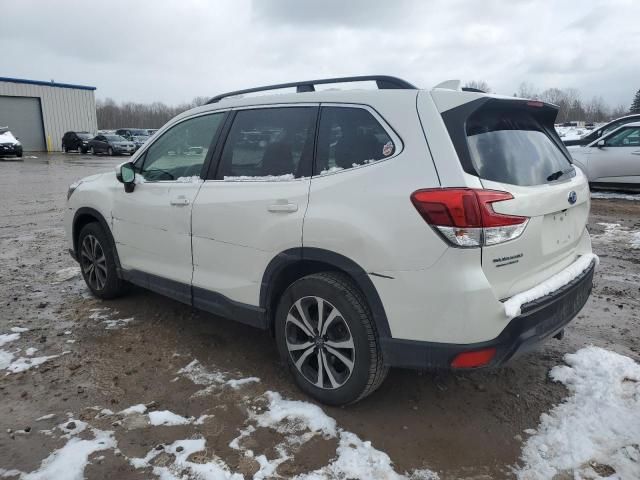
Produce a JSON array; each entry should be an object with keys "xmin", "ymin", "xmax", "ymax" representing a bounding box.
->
[{"xmin": 0, "ymin": 153, "xmax": 638, "ymax": 479}]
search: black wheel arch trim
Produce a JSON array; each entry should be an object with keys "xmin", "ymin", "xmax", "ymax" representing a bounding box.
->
[
  {"xmin": 260, "ymin": 247, "xmax": 392, "ymax": 338},
  {"xmin": 72, "ymin": 207, "xmax": 121, "ymax": 270}
]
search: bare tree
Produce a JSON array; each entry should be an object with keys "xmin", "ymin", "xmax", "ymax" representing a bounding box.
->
[
  {"xmin": 96, "ymin": 96, "xmax": 210, "ymax": 129},
  {"xmin": 463, "ymin": 80, "xmax": 492, "ymax": 93}
]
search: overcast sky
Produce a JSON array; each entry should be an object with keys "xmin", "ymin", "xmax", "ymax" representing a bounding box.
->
[{"xmin": 2, "ymin": 0, "xmax": 639, "ymax": 108}]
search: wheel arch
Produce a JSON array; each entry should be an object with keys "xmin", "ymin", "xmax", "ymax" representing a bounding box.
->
[
  {"xmin": 72, "ymin": 207, "xmax": 121, "ymax": 270},
  {"xmin": 260, "ymin": 247, "xmax": 391, "ymax": 339}
]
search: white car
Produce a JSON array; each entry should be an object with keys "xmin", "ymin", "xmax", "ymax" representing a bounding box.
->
[
  {"xmin": 65, "ymin": 76, "xmax": 595, "ymax": 405},
  {"xmin": 569, "ymin": 121, "xmax": 640, "ymax": 191}
]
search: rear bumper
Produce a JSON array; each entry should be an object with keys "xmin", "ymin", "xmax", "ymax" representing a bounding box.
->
[{"xmin": 381, "ymin": 259, "xmax": 595, "ymax": 369}]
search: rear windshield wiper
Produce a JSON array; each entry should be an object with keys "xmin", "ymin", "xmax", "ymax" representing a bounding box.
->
[{"xmin": 546, "ymin": 167, "xmax": 573, "ymax": 182}]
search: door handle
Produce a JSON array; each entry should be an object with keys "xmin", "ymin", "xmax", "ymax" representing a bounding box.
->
[
  {"xmin": 268, "ymin": 203, "xmax": 298, "ymax": 213},
  {"xmin": 170, "ymin": 196, "xmax": 190, "ymax": 206},
  {"xmin": 632, "ymin": 151, "xmax": 640, "ymax": 155}
]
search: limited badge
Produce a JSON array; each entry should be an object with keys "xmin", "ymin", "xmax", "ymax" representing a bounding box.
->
[{"xmin": 382, "ymin": 141, "xmax": 394, "ymax": 157}]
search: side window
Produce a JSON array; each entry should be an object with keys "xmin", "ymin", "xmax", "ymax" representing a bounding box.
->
[
  {"xmin": 314, "ymin": 107, "xmax": 395, "ymax": 175},
  {"xmin": 140, "ymin": 113, "xmax": 224, "ymax": 181},
  {"xmin": 215, "ymin": 107, "xmax": 316, "ymax": 179},
  {"xmin": 605, "ymin": 127, "xmax": 640, "ymax": 147}
]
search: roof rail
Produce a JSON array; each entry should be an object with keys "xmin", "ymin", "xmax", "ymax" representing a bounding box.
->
[{"xmin": 206, "ymin": 75, "xmax": 418, "ymax": 104}]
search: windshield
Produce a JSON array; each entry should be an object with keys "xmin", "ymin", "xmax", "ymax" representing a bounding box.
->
[
  {"xmin": 78, "ymin": 133, "xmax": 92, "ymax": 139},
  {"xmin": 466, "ymin": 108, "xmax": 573, "ymax": 186},
  {"xmin": 105, "ymin": 135, "xmax": 127, "ymax": 141}
]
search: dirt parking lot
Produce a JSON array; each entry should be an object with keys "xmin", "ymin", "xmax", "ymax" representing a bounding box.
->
[{"xmin": 0, "ymin": 153, "xmax": 638, "ymax": 479}]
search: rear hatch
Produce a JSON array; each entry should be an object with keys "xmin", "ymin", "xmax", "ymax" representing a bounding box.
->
[{"xmin": 441, "ymin": 98, "xmax": 590, "ymax": 299}]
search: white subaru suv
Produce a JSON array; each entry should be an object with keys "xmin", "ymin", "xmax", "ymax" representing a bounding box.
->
[{"xmin": 65, "ymin": 76, "xmax": 596, "ymax": 405}]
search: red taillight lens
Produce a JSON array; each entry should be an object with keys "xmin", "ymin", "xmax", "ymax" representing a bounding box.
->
[
  {"xmin": 451, "ymin": 347, "xmax": 496, "ymax": 368},
  {"xmin": 410, "ymin": 188, "xmax": 528, "ymax": 248},
  {"xmin": 411, "ymin": 189, "xmax": 481, "ymax": 227}
]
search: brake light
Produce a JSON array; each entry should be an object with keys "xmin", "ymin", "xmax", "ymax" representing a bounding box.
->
[
  {"xmin": 451, "ymin": 347, "xmax": 496, "ymax": 368},
  {"xmin": 410, "ymin": 188, "xmax": 528, "ymax": 248},
  {"xmin": 526, "ymin": 101, "xmax": 544, "ymax": 108}
]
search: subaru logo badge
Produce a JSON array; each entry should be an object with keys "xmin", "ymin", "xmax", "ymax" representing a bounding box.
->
[{"xmin": 568, "ymin": 191, "xmax": 577, "ymax": 205}]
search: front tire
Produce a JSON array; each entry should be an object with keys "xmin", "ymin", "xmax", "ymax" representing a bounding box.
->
[
  {"xmin": 108, "ymin": 147, "xmax": 114, "ymax": 156},
  {"xmin": 77, "ymin": 223, "xmax": 127, "ymax": 299},
  {"xmin": 90, "ymin": 146, "xmax": 96, "ymax": 155},
  {"xmin": 275, "ymin": 272, "xmax": 387, "ymax": 405}
]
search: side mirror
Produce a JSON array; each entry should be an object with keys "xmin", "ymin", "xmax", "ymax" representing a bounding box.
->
[
  {"xmin": 117, "ymin": 162, "xmax": 136, "ymax": 193},
  {"xmin": 597, "ymin": 140, "xmax": 605, "ymax": 148}
]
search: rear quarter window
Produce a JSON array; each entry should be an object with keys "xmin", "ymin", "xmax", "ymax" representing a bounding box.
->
[{"xmin": 466, "ymin": 108, "xmax": 573, "ymax": 186}]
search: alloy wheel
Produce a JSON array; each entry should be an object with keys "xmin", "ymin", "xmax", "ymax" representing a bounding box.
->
[
  {"xmin": 285, "ymin": 296, "xmax": 355, "ymax": 390},
  {"xmin": 80, "ymin": 234, "xmax": 107, "ymax": 291}
]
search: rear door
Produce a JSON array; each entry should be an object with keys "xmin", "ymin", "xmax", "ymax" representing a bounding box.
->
[
  {"xmin": 588, "ymin": 125, "xmax": 640, "ymax": 185},
  {"xmin": 191, "ymin": 105, "xmax": 317, "ymax": 311},
  {"xmin": 442, "ymin": 99, "xmax": 591, "ymax": 299}
]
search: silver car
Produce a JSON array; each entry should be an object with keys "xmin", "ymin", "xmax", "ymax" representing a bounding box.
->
[{"xmin": 569, "ymin": 121, "xmax": 640, "ymax": 191}]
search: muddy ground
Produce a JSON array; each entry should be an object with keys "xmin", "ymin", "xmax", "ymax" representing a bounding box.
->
[{"xmin": 0, "ymin": 153, "xmax": 638, "ymax": 479}]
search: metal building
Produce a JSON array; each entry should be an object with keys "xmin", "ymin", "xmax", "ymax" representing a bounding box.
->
[{"xmin": 0, "ymin": 77, "xmax": 97, "ymax": 152}]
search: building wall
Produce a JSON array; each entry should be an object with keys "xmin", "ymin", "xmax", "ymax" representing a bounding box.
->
[{"xmin": 0, "ymin": 81, "xmax": 97, "ymax": 152}]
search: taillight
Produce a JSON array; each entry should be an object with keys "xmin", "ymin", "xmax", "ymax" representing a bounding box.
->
[{"xmin": 410, "ymin": 188, "xmax": 528, "ymax": 248}]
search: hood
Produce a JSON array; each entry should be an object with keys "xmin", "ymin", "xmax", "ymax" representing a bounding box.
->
[{"xmin": 0, "ymin": 131, "xmax": 20, "ymax": 145}]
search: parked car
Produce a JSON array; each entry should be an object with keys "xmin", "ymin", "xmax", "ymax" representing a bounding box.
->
[
  {"xmin": 569, "ymin": 121, "xmax": 640, "ymax": 191},
  {"xmin": 563, "ymin": 114, "xmax": 640, "ymax": 146},
  {"xmin": 115, "ymin": 128, "xmax": 149, "ymax": 141},
  {"xmin": 62, "ymin": 131, "xmax": 93, "ymax": 153},
  {"xmin": 131, "ymin": 135, "xmax": 150, "ymax": 151},
  {"xmin": 0, "ymin": 127, "xmax": 22, "ymax": 158},
  {"xmin": 146, "ymin": 129, "xmax": 159, "ymax": 136},
  {"xmin": 65, "ymin": 75, "xmax": 595, "ymax": 405},
  {"xmin": 87, "ymin": 134, "xmax": 135, "ymax": 156}
]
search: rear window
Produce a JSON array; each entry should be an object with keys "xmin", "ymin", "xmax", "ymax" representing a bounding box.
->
[{"xmin": 466, "ymin": 108, "xmax": 573, "ymax": 186}]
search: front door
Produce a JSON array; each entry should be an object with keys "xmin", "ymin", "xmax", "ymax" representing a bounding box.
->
[
  {"xmin": 590, "ymin": 125, "xmax": 640, "ymax": 184},
  {"xmin": 112, "ymin": 112, "xmax": 226, "ymax": 301},
  {"xmin": 191, "ymin": 106, "xmax": 318, "ymax": 313}
]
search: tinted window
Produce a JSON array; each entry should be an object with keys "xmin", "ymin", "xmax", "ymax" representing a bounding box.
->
[
  {"xmin": 140, "ymin": 113, "xmax": 224, "ymax": 181},
  {"xmin": 604, "ymin": 127, "xmax": 640, "ymax": 147},
  {"xmin": 315, "ymin": 107, "xmax": 395, "ymax": 175},
  {"xmin": 216, "ymin": 107, "xmax": 316, "ymax": 179},
  {"xmin": 77, "ymin": 133, "xmax": 92, "ymax": 139},
  {"xmin": 466, "ymin": 108, "xmax": 573, "ymax": 186}
]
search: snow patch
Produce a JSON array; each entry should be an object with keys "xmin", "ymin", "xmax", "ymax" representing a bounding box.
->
[
  {"xmin": 25, "ymin": 347, "xmax": 38, "ymax": 356},
  {"xmin": 148, "ymin": 410, "xmax": 194, "ymax": 426},
  {"xmin": 516, "ymin": 346, "xmax": 640, "ymax": 479},
  {"xmin": 175, "ymin": 175, "xmax": 204, "ymax": 183},
  {"xmin": 53, "ymin": 266, "xmax": 80, "ymax": 283},
  {"xmin": 0, "ymin": 333, "xmax": 20, "ymax": 347},
  {"xmin": 226, "ymin": 377, "xmax": 260, "ymax": 389},
  {"xmin": 89, "ymin": 308, "xmax": 134, "ymax": 329},
  {"xmin": 223, "ymin": 174, "xmax": 295, "ymax": 182},
  {"xmin": 20, "ymin": 422, "xmax": 115, "ymax": 480},
  {"xmin": 319, "ymin": 166, "xmax": 344, "ymax": 175},
  {"xmin": 239, "ymin": 391, "xmax": 439, "ymax": 480},
  {"xmin": 36, "ymin": 414, "xmax": 56, "ymax": 421},
  {"xmin": 255, "ymin": 391, "xmax": 337, "ymax": 437},
  {"xmin": 119, "ymin": 404, "xmax": 147, "ymax": 415},
  {"xmin": 10, "ymin": 327, "xmax": 29, "ymax": 333},
  {"xmin": 504, "ymin": 253, "xmax": 598, "ymax": 319},
  {"xmin": 6, "ymin": 354, "xmax": 63, "ymax": 374},
  {"xmin": 591, "ymin": 191, "xmax": 640, "ymax": 202},
  {"xmin": 129, "ymin": 437, "xmax": 243, "ymax": 480},
  {"xmin": 296, "ymin": 431, "xmax": 439, "ymax": 480},
  {"xmin": 177, "ymin": 359, "xmax": 260, "ymax": 394},
  {"xmin": 594, "ymin": 222, "xmax": 640, "ymax": 250}
]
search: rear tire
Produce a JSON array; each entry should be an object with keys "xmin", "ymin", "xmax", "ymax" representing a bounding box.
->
[
  {"xmin": 275, "ymin": 272, "xmax": 388, "ymax": 405},
  {"xmin": 90, "ymin": 146, "xmax": 96, "ymax": 155},
  {"xmin": 63, "ymin": 144, "xmax": 68, "ymax": 153},
  {"xmin": 77, "ymin": 222, "xmax": 127, "ymax": 300}
]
